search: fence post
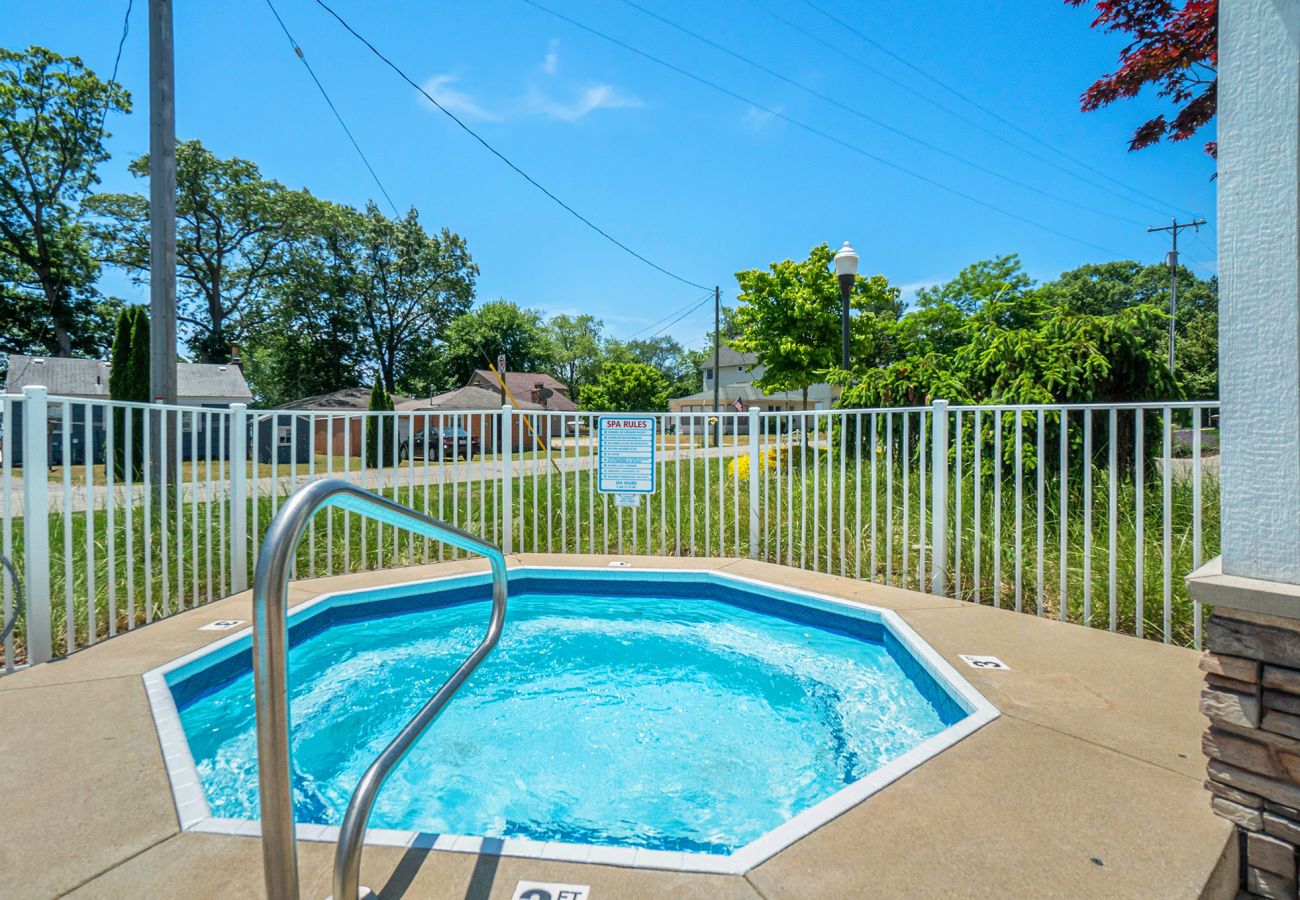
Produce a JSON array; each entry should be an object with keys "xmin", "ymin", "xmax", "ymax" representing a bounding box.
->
[
  {"xmin": 501, "ymin": 404, "xmax": 513, "ymax": 554},
  {"xmin": 748, "ymin": 406, "xmax": 760, "ymax": 558},
  {"xmin": 21, "ymin": 386, "xmax": 52, "ymax": 664},
  {"xmin": 230, "ymin": 403, "xmax": 249, "ymax": 593},
  {"xmin": 930, "ymin": 399, "xmax": 950, "ymax": 596}
]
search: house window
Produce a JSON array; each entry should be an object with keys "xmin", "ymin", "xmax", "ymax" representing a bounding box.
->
[{"xmin": 278, "ymin": 425, "xmax": 292, "ymax": 446}]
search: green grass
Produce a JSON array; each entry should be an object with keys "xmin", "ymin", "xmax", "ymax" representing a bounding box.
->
[{"xmin": 1, "ymin": 445, "xmax": 1217, "ymax": 664}]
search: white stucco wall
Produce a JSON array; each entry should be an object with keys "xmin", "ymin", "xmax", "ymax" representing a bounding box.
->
[{"xmin": 1219, "ymin": 0, "xmax": 1300, "ymax": 583}]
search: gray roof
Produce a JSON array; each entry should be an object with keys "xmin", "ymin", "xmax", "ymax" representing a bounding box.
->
[
  {"xmin": 4, "ymin": 354, "xmax": 252, "ymax": 402},
  {"xmin": 398, "ymin": 384, "xmax": 553, "ymax": 412},
  {"xmin": 275, "ymin": 386, "xmax": 414, "ymax": 410},
  {"xmin": 701, "ymin": 346, "xmax": 757, "ymax": 370}
]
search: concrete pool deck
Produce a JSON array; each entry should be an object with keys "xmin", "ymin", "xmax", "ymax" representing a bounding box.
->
[{"xmin": 1, "ymin": 555, "xmax": 1235, "ymax": 899}]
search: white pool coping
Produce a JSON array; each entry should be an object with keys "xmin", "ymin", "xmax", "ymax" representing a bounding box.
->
[{"xmin": 142, "ymin": 564, "xmax": 1000, "ymax": 875}]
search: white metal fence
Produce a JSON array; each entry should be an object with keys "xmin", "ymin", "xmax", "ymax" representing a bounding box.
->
[{"xmin": 0, "ymin": 387, "xmax": 1219, "ymax": 671}]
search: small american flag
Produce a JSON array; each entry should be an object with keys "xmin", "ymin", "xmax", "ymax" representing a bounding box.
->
[{"xmin": 732, "ymin": 397, "xmax": 745, "ymax": 412}]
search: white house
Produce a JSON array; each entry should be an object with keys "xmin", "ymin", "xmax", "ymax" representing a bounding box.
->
[{"xmin": 668, "ymin": 347, "xmax": 838, "ymax": 414}]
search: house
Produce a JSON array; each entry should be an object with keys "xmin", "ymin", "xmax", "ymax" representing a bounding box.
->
[
  {"xmin": 275, "ymin": 387, "xmax": 414, "ymax": 458},
  {"xmin": 253, "ymin": 413, "xmax": 315, "ymax": 465},
  {"xmin": 465, "ymin": 369, "xmax": 577, "ymax": 412},
  {"xmin": 668, "ymin": 347, "xmax": 837, "ymax": 433},
  {"xmin": 2, "ymin": 353, "xmax": 253, "ymax": 467},
  {"xmin": 399, "ymin": 371, "xmax": 579, "ymax": 452}
]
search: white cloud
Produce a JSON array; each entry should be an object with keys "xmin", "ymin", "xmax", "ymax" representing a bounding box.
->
[
  {"xmin": 524, "ymin": 83, "xmax": 642, "ymax": 122},
  {"xmin": 542, "ymin": 38, "xmax": 560, "ymax": 75},
  {"xmin": 423, "ymin": 43, "xmax": 640, "ymax": 125},
  {"xmin": 743, "ymin": 105, "xmax": 782, "ymax": 130},
  {"xmin": 897, "ymin": 278, "xmax": 942, "ymax": 307},
  {"xmin": 422, "ymin": 74, "xmax": 500, "ymax": 121}
]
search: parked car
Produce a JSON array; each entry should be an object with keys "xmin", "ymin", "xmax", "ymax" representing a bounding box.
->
[{"xmin": 401, "ymin": 427, "xmax": 480, "ymax": 461}]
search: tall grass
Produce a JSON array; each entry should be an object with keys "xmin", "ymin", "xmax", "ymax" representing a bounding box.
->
[{"xmin": 2, "ymin": 443, "xmax": 1216, "ymax": 664}]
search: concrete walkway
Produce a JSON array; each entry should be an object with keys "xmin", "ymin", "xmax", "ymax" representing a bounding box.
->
[{"xmin": 0, "ymin": 555, "xmax": 1234, "ymax": 898}]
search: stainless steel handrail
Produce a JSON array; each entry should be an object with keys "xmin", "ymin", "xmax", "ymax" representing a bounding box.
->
[{"xmin": 252, "ymin": 478, "xmax": 508, "ymax": 900}]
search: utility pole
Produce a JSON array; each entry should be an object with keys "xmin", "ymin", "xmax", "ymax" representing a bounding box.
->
[
  {"xmin": 713, "ymin": 285, "xmax": 721, "ymax": 448},
  {"xmin": 1147, "ymin": 217, "xmax": 1206, "ymax": 376},
  {"xmin": 149, "ymin": 0, "xmax": 178, "ymax": 486},
  {"xmin": 712, "ymin": 286, "xmax": 720, "ymax": 414}
]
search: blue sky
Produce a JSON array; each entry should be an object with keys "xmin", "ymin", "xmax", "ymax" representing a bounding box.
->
[{"xmin": 10, "ymin": 0, "xmax": 1218, "ymax": 352}]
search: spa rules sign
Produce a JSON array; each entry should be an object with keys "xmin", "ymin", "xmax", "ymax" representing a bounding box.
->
[{"xmin": 597, "ymin": 415, "xmax": 656, "ymax": 498}]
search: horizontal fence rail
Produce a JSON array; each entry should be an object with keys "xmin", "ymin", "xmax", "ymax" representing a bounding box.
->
[{"xmin": 0, "ymin": 388, "xmax": 1219, "ymax": 670}]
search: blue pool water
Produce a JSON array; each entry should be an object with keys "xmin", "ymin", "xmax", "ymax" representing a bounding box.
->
[{"xmin": 173, "ymin": 574, "xmax": 966, "ymax": 854}]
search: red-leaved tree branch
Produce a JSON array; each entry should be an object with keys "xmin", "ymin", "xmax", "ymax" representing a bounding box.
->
[{"xmin": 1067, "ymin": 0, "xmax": 1217, "ymax": 157}]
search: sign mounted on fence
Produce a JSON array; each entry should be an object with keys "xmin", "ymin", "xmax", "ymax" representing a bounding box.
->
[{"xmin": 597, "ymin": 415, "xmax": 656, "ymax": 494}]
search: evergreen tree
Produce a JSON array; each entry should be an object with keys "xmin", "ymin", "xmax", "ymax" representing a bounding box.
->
[
  {"xmin": 364, "ymin": 376, "xmax": 392, "ymax": 467},
  {"xmin": 108, "ymin": 307, "xmax": 149, "ymax": 477}
]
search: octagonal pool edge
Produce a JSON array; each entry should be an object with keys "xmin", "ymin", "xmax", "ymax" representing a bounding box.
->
[{"xmin": 143, "ymin": 565, "xmax": 999, "ymax": 875}]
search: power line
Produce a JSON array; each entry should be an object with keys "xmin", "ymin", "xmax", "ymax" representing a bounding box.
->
[
  {"xmin": 95, "ymin": 0, "xmax": 133, "ymax": 145},
  {"xmin": 642, "ymin": 289, "xmax": 717, "ymax": 341},
  {"xmin": 617, "ymin": 0, "xmax": 1146, "ymax": 228},
  {"xmin": 263, "ymin": 0, "xmax": 401, "ymax": 216},
  {"xmin": 624, "ymin": 288, "xmax": 716, "ymax": 340},
  {"xmin": 309, "ymin": 0, "xmax": 710, "ymax": 292},
  {"xmin": 521, "ymin": 0, "xmax": 1131, "ymax": 260},
  {"xmin": 797, "ymin": 0, "xmax": 1207, "ymax": 221},
  {"xmin": 739, "ymin": 0, "xmax": 1188, "ymax": 222}
]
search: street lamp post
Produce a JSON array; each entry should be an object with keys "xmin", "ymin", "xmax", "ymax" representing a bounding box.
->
[{"xmin": 834, "ymin": 241, "xmax": 859, "ymax": 370}]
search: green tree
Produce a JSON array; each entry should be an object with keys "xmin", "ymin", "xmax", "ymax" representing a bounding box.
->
[
  {"xmin": 343, "ymin": 203, "xmax": 477, "ymax": 394},
  {"xmin": 0, "ymin": 46, "xmax": 130, "ymax": 357},
  {"xmin": 732, "ymin": 244, "xmax": 902, "ymax": 406},
  {"xmin": 1038, "ymin": 259, "xmax": 1218, "ymax": 397},
  {"xmin": 611, "ymin": 335, "xmax": 703, "ymax": 399},
  {"xmin": 243, "ymin": 200, "xmax": 365, "ymax": 405},
  {"xmin": 546, "ymin": 313, "xmax": 604, "ymax": 396},
  {"xmin": 364, "ymin": 376, "xmax": 393, "ymax": 468},
  {"xmin": 108, "ymin": 306, "xmax": 149, "ymax": 477},
  {"xmin": 437, "ymin": 300, "xmax": 553, "ymax": 390},
  {"xmin": 579, "ymin": 361, "xmax": 670, "ymax": 412},
  {"xmin": 88, "ymin": 140, "xmax": 317, "ymax": 362}
]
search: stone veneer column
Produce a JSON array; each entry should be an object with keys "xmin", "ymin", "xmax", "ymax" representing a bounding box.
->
[{"xmin": 1192, "ymin": 1, "xmax": 1300, "ymax": 897}]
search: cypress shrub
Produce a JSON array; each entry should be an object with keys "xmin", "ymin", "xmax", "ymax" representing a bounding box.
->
[
  {"xmin": 108, "ymin": 307, "xmax": 150, "ymax": 478},
  {"xmin": 364, "ymin": 376, "xmax": 392, "ymax": 468}
]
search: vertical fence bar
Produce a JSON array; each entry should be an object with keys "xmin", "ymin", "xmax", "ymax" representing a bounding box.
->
[
  {"xmin": 1135, "ymin": 409, "xmax": 1145, "ymax": 638},
  {"xmin": 883, "ymin": 413, "xmax": 892, "ymax": 581},
  {"xmin": 992, "ymin": 410, "xmax": 1001, "ymax": 607},
  {"xmin": 1107, "ymin": 408, "xmax": 1118, "ymax": 632},
  {"xmin": 501, "ymin": 406, "xmax": 513, "ymax": 554},
  {"xmin": 869, "ymin": 412, "xmax": 878, "ymax": 580},
  {"xmin": 930, "ymin": 400, "xmax": 949, "ymax": 596},
  {"xmin": 125, "ymin": 407, "xmax": 136, "ymax": 628},
  {"xmin": 1082, "ymin": 409, "xmax": 1093, "ymax": 627},
  {"xmin": 1013, "ymin": 411, "xmax": 1023, "ymax": 613},
  {"xmin": 918, "ymin": 410, "xmax": 928, "ymax": 585},
  {"xmin": 1058, "ymin": 410, "xmax": 1068, "ymax": 622},
  {"xmin": 1035, "ymin": 409, "xmax": 1045, "ymax": 615},
  {"xmin": 954, "ymin": 409, "xmax": 963, "ymax": 599},
  {"xmin": 61, "ymin": 400, "xmax": 73, "ymax": 652},
  {"xmin": 901, "ymin": 412, "xmax": 909, "ymax": 586},
  {"xmin": 748, "ymin": 407, "xmax": 760, "ymax": 558},
  {"xmin": 230, "ymin": 403, "xmax": 249, "ymax": 592},
  {"xmin": 2, "ymin": 396, "xmax": 13, "ymax": 668},
  {"xmin": 21, "ymin": 386, "xmax": 52, "ymax": 664},
  {"xmin": 84, "ymin": 404, "xmax": 97, "ymax": 644},
  {"xmin": 105, "ymin": 403, "xmax": 117, "ymax": 635},
  {"xmin": 1162, "ymin": 407, "xmax": 1173, "ymax": 643},
  {"xmin": 1192, "ymin": 408, "xmax": 1204, "ymax": 647},
  {"xmin": 972, "ymin": 410, "xmax": 982, "ymax": 602}
]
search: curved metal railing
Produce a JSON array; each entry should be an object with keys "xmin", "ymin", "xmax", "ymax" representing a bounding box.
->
[{"xmin": 251, "ymin": 478, "xmax": 509, "ymax": 900}]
